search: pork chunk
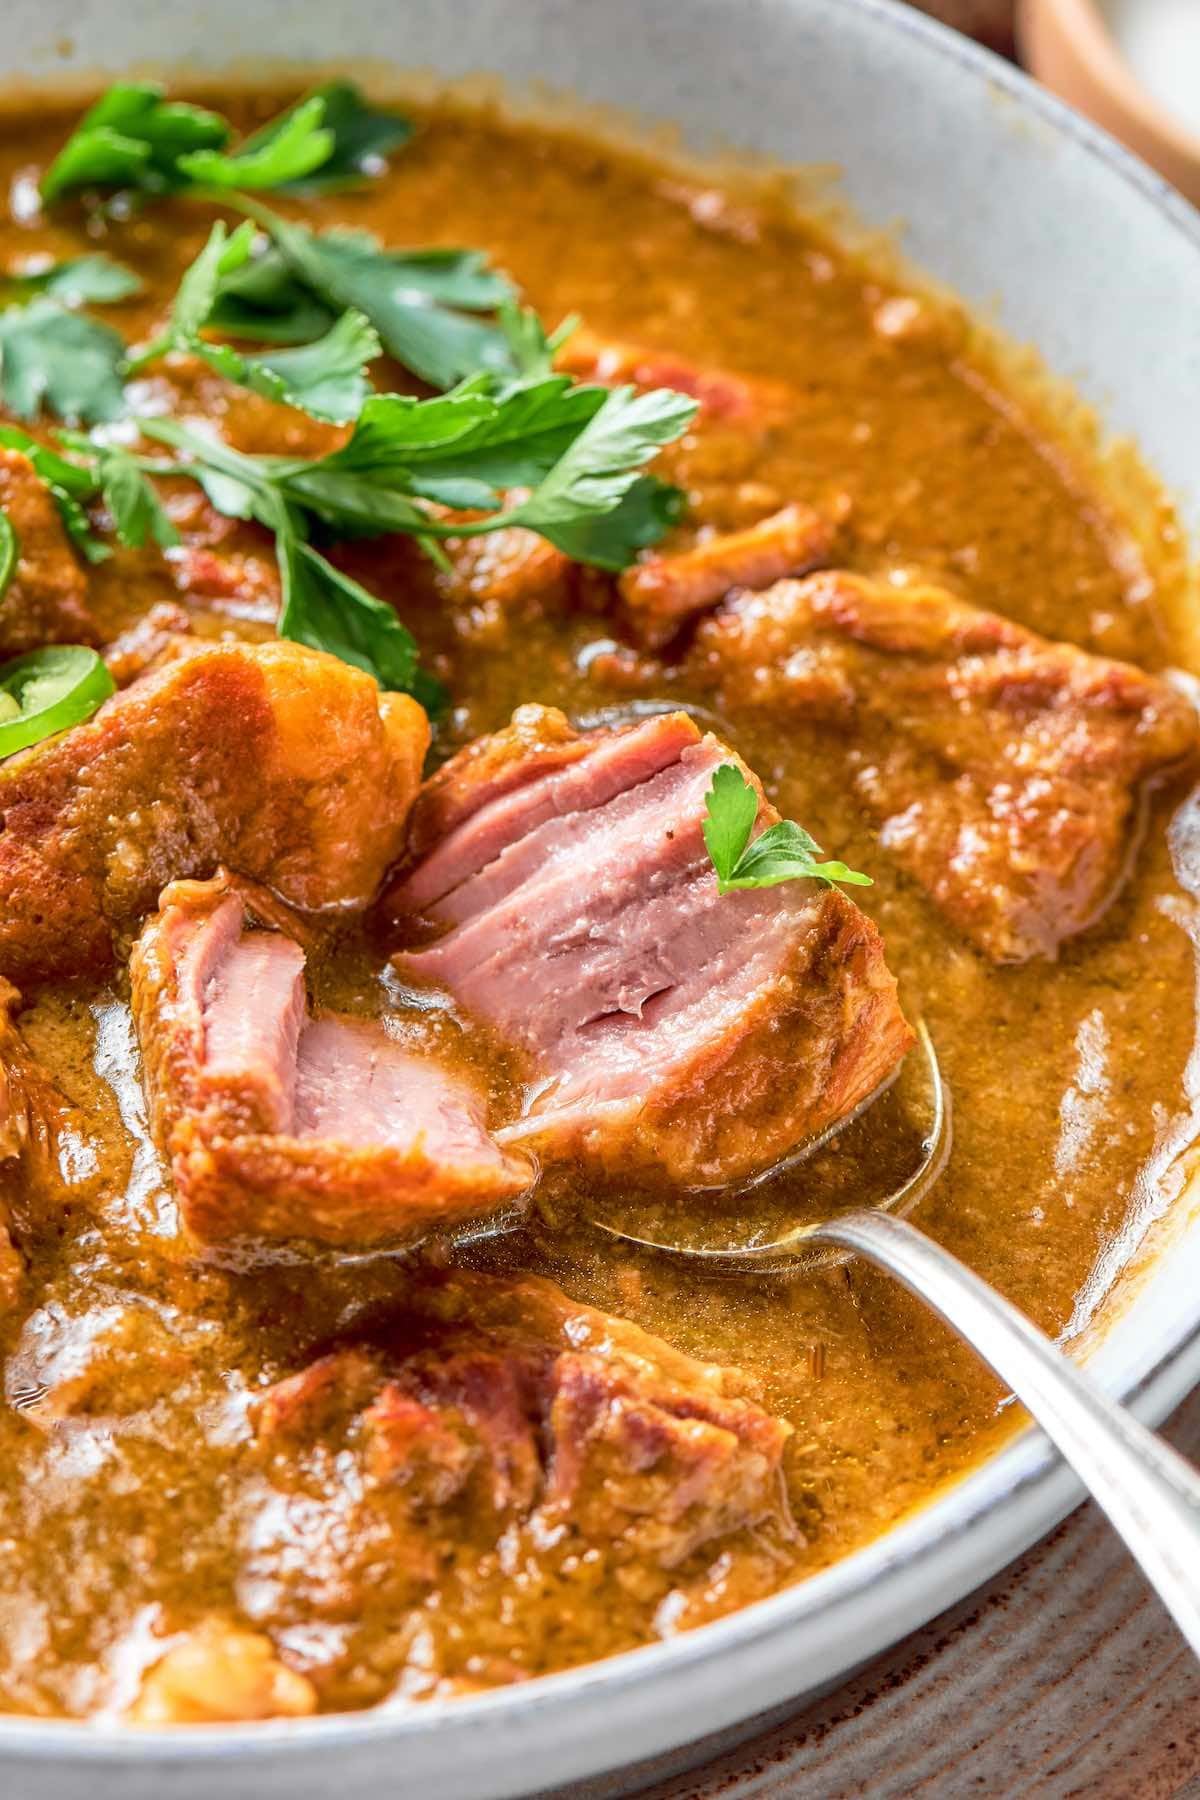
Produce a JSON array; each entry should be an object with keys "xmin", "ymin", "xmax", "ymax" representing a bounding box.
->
[
  {"xmin": 0, "ymin": 641, "xmax": 430, "ymax": 984},
  {"xmin": 131, "ymin": 875, "xmax": 530, "ymax": 1249},
  {"xmin": 239, "ymin": 1270, "xmax": 794, "ymax": 1699},
  {"xmin": 0, "ymin": 450, "xmax": 97, "ymax": 655},
  {"xmin": 689, "ymin": 572, "xmax": 1198, "ymax": 961},
  {"xmin": 617, "ymin": 500, "xmax": 841, "ymax": 647},
  {"xmin": 391, "ymin": 707, "xmax": 912, "ymax": 1188}
]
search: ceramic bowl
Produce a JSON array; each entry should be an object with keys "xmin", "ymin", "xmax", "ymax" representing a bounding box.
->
[{"xmin": 2, "ymin": 2, "xmax": 1199, "ymax": 1796}]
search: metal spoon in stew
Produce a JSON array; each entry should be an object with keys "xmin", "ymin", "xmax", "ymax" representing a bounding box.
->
[{"xmin": 594, "ymin": 1023, "xmax": 1200, "ymax": 1659}]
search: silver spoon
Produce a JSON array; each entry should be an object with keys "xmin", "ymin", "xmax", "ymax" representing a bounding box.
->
[{"xmin": 595, "ymin": 1026, "xmax": 1200, "ymax": 1659}]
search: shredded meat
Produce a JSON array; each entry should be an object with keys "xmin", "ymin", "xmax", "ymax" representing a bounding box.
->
[
  {"xmin": 0, "ymin": 641, "xmax": 429, "ymax": 984},
  {"xmin": 689, "ymin": 571, "xmax": 1199, "ymax": 960},
  {"xmin": 237, "ymin": 1269, "xmax": 794, "ymax": 1701}
]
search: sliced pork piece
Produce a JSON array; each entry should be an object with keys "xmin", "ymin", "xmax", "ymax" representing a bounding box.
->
[
  {"xmin": 0, "ymin": 449, "xmax": 97, "ymax": 655},
  {"xmin": 131, "ymin": 875, "xmax": 530, "ymax": 1249},
  {"xmin": 0, "ymin": 641, "xmax": 429, "ymax": 985},
  {"xmin": 391, "ymin": 707, "xmax": 912, "ymax": 1188},
  {"xmin": 689, "ymin": 571, "xmax": 1199, "ymax": 961},
  {"xmin": 617, "ymin": 500, "xmax": 843, "ymax": 647},
  {"xmin": 239, "ymin": 1268, "xmax": 794, "ymax": 1701}
]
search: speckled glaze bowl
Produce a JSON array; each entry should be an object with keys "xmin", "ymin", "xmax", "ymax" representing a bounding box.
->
[{"xmin": 2, "ymin": 3, "xmax": 1200, "ymax": 1796}]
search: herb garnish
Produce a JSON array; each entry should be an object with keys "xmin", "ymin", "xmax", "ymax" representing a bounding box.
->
[
  {"xmin": 138, "ymin": 372, "xmax": 696, "ymax": 571},
  {"xmin": 127, "ymin": 221, "xmax": 381, "ymax": 423},
  {"xmin": 224, "ymin": 201, "xmax": 519, "ymax": 391},
  {"xmin": 0, "ymin": 255, "xmax": 140, "ymax": 307},
  {"xmin": 703, "ymin": 764, "xmax": 873, "ymax": 894},
  {"xmin": 39, "ymin": 81, "xmax": 411, "ymax": 204}
]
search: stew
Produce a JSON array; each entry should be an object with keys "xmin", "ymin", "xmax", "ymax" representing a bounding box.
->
[{"xmin": 0, "ymin": 84, "xmax": 1195, "ymax": 1723}]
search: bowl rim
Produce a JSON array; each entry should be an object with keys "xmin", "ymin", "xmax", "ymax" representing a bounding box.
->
[{"xmin": 4, "ymin": 0, "xmax": 1200, "ymax": 1769}]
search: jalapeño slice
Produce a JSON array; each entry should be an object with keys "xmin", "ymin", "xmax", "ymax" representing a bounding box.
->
[{"xmin": 0, "ymin": 644, "xmax": 114, "ymax": 758}]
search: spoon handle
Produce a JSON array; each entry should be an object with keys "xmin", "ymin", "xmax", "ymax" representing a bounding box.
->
[{"xmin": 816, "ymin": 1209, "xmax": 1200, "ymax": 1657}]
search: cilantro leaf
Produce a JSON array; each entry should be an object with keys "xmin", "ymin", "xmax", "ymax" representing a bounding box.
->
[
  {"xmin": 90, "ymin": 444, "xmax": 181, "ymax": 549},
  {"xmin": 703, "ymin": 762, "xmax": 760, "ymax": 885},
  {"xmin": 496, "ymin": 300, "xmax": 579, "ymax": 383},
  {"xmin": 0, "ymin": 255, "xmax": 140, "ymax": 306},
  {"xmin": 703, "ymin": 763, "xmax": 873, "ymax": 894},
  {"xmin": 128, "ymin": 219, "xmax": 257, "ymax": 365},
  {"xmin": 176, "ymin": 95, "xmax": 334, "ymax": 191},
  {"xmin": 200, "ymin": 309, "xmax": 380, "ymax": 423},
  {"xmin": 129, "ymin": 221, "xmax": 380, "ymax": 422},
  {"xmin": 239, "ymin": 201, "xmax": 518, "ymax": 390},
  {"xmin": 247, "ymin": 82, "xmax": 412, "ymax": 191},
  {"xmin": 134, "ymin": 419, "xmax": 436, "ymax": 702},
  {"xmin": 138, "ymin": 362, "xmax": 695, "ymax": 572},
  {"xmin": 205, "ymin": 246, "xmax": 336, "ymax": 344},
  {"xmin": 277, "ymin": 534, "xmax": 429, "ymax": 695},
  {"xmin": 0, "ymin": 300, "xmax": 127, "ymax": 425},
  {"xmin": 506, "ymin": 384, "xmax": 697, "ymax": 570},
  {"xmin": 40, "ymin": 84, "xmax": 229, "ymax": 201},
  {"xmin": 41, "ymin": 81, "xmax": 411, "ymax": 207},
  {"xmin": 0, "ymin": 424, "xmax": 108, "ymax": 562}
]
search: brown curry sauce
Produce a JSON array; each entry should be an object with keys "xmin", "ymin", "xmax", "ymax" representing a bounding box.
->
[{"xmin": 0, "ymin": 93, "xmax": 1197, "ymax": 1718}]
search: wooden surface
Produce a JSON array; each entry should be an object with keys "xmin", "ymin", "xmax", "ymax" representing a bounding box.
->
[
  {"xmin": 903, "ymin": 0, "xmax": 1016, "ymax": 56},
  {"xmin": 634, "ymin": 1389, "xmax": 1200, "ymax": 1799}
]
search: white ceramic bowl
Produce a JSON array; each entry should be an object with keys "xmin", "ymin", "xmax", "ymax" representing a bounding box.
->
[{"xmin": 3, "ymin": 3, "xmax": 1200, "ymax": 1795}]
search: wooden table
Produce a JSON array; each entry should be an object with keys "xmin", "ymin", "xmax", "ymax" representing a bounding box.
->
[{"xmin": 636, "ymin": 1389, "xmax": 1200, "ymax": 1798}]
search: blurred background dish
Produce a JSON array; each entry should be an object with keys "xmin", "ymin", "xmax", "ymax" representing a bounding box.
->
[{"xmin": 1019, "ymin": 0, "xmax": 1200, "ymax": 202}]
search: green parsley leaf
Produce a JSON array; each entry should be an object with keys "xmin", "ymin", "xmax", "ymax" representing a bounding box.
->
[
  {"xmin": 245, "ymin": 81, "xmax": 412, "ymax": 192},
  {"xmin": 129, "ymin": 221, "xmax": 381, "ymax": 423},
  {"xmin": 237, "ymin": 200, "xmax": 518, "ymax": 390},
  {"xmin": 703, "ymin": 762, "xmax": 873, "ymax": 894},
  {"xmin": 40, "ymin": 84, "xmax": 229, "ymax": 201},
  {"xmin": 277, "ymin": 534, "xmax": 429, "ymax": 695},
  {"xmin": 138, "ymin": 363, "xmax": 695, "ymax": 572},
  {"xmin": 0, "ymin": 424, "xmax": 108, "ymax": 562},
  {"xmin": 176, "ymin": 95, "xmax": 334, "ymax": 191},
  {"xmin": 496, "ymin": 299, "xmax": 579, "ymax": 383},
  {"xmin": 205, "ymin": 244, "xmax": 336, "ymax": 344},
  {"xmin": 41, "ymin": 81, "xmax": 412, "ymax": 206},
  {"xmin": 216, "ymin": 308, "xmax": 380, "ymax": 423},
  {"xmin": 132, "ymin": 420, "xmax": 436, "ymax": 702},
  {"xmin": 0, "ymin": 255, "xmax": 141, "ymax": 307},
  {"xmin": 92, "ymin": 446, "xmax": 181, "ymax": 550},
  {"xmin": 0, "ymin": 299, "xmax": 127, "ymax": 426}
]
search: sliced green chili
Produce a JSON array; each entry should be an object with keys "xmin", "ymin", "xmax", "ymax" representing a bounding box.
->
[
  {"xmin": 0, "ymin": 645, "xmax": 114, "ymax": 758},
  {"xmin": 0, "ymin": 513, "xmax": 18, "ymax": 605}
]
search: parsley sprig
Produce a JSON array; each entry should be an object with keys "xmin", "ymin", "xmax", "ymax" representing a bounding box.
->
[
  {"xmin": 126, "ymin": 220, "xmax": 381, "ymax": 423},
  {"xmin": 40, "ymin": 81, "xmax": 411, "ymax": 203},
  {"xmin": 137, "ymin": 372, "xmax": 696, "ymax": 572},
  {"xmin": 703, "ymin": 764, "xmax": 873, "ymax": 894}
]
